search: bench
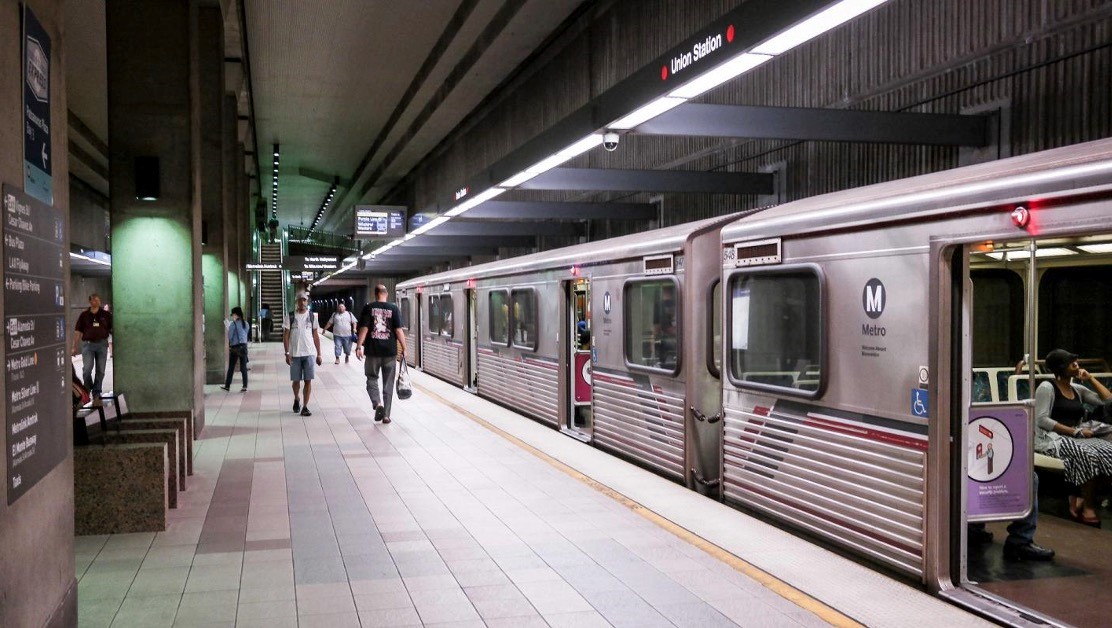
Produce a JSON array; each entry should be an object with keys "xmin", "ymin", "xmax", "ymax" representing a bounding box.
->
[{"xmin": 74, "ymin": 443, "xmax": 168, "ymax": 534}]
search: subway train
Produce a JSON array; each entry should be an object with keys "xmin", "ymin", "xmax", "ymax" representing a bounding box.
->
[{"xmin": 395, "ymin": 138, "xmax": 1112, "ymax": 623}]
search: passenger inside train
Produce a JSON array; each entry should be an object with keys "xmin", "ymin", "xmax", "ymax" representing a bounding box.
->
[{"xmin": 968, "ymin": 236, "xmax": 1112, "ymax": 624}]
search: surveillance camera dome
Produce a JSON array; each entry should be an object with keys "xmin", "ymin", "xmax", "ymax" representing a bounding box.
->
[{"xmin": 603, "ymin": 132, "xmax": 620, "ymax": 152}]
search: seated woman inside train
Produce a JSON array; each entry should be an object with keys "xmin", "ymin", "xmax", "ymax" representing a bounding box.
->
[{"xmin": 1034, "ymin": 349, "xmax": 1112, "ymax": 527}]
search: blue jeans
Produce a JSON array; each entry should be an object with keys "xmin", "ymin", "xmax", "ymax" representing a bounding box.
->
[
  {"xmin": 1005, "ymin": 473, "xmax": 1040, "ymax": 547},
  {"xmin": 334, "ymin": 335, "xmax": 353, "ymax": 358},
  {"xmin": 81, "ymin": 340, "xmax": 109, "ymax": 395}
]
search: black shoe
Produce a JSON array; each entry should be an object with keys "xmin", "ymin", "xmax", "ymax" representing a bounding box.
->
[
  {"xmin": 300, "ymin": 407, "xmax": 312, "ymax": 417},
  {"xmin": 293, "ymin": 398, "xmax": 301, "ymax": 413},
  {"xmin": 240, "ymin": 387, "xmax": 247, "ymax": 392},
  {"xmin": 968, "ymin": 526, "xmax": 994, "ymax": 545},
  {"xmin": 219, "ymin": 386, "xmax": 230, "ymax": 391},
  {"xmin": 1003, "ymin": 543, "xmax": 1055, "ymax": 562},
  {"xmin": 374, "ymin": 405, "xmax": 385, "ymax": 422}
]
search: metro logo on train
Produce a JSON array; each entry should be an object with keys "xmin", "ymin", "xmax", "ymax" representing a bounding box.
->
[{"xmin": 863, "ymin": 278, "xmax": 885, "ymax": 319}]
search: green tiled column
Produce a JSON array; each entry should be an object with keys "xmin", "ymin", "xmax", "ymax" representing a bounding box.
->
[
  {"xmin": 199, "ymin": 6, "xmax": 227, "ymax": 384},
  {"xmin": 108, "ymin": 0, "xmax": 204, "ymax": 429}
]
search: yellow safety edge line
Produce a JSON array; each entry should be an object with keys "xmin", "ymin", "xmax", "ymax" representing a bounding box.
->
[{"xmin": 418, "ymin": 383, "xmax": 864, "ymax": 628}]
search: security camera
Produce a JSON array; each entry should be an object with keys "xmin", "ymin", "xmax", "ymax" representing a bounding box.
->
[{"xmin": 603, "ymin": 132, "xmax": 620, "ymax": 152}]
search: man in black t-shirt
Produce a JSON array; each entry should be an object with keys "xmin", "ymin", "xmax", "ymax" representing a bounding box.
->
[
  {"xmin": 73, "ymin": 293, "xmax": 113, "ymax": 406},
  {"xmin": 356, "ymin": 284, "xmax": 407, "ymax": 424}
]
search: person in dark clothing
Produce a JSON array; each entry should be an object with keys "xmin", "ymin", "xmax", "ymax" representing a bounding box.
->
[
  {"xmin": 355, "ymin": 284, "xmax": 407, "ymax": 424},
  {"xmin": 73, "ymin": 293, "xmax": 112, "ymax": 407}
]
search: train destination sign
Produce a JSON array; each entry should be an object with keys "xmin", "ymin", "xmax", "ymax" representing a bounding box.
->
[
  {"xmin": 283, "ymin": 255, "xmax": 339, "ymax": 272},
  {"xmin": 354, "ymin": 205, "xmax": 406, "ymax": 239},
  {"xmin": 3, "ymin": 184, "xmax": 67, "ymax": 505}
]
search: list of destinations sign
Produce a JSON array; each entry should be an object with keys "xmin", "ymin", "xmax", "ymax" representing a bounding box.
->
[
  {"xmin": 3, "ymin": 184, "xmax": 67, "ymax": 505},
  {"xmin": 354, "ymin": 205, "xmax": 406, "ymax": 239}
]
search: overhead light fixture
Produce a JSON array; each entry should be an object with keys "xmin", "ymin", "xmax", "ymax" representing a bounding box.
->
[
  {"xmin": 985, "ymin": 247, "xmax": 1078, "ymax": 261},
  {"xmin": 752, "ymin": 0, "xmax": 889, "ymax": 55},
  {"xmin": 610, "ymin": 96, "xmax": 687, "ymax": 130},
  {"xmin": 667, "ymin": 53, "xmax": 773, "ymax": 99},
  {"xmin": 70, "ymin": 251, "xmax": 111, "ymax": 266},
  {"xmin": 445, "ymin": 187, "xmax": 507, "ymax": 217},
  {"xmin": 1078, "ymin": 243, "xmax": 1112, "ymax": 254}
]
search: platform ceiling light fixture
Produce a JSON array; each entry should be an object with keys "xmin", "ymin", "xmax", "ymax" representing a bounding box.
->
[
  {"xmin": 307, "ymin": 178, "xmax": 338, "ymax": 237},
  {"xmin": 612, "ymin": 0, "xmax": 890, "ymax": 129},
  {"xmin": 498, "ymin": 134, "xmax": 605, "ymax": 188},
  {"xmin": 271, "ymin": 144, "xmax": 280, "ymax": 219}
]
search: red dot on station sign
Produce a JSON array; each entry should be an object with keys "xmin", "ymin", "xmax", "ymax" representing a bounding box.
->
[
  {"xmin": 661, "ymin": 65, "xmax": 669, "ymax": 80},
  {"xmin": 726, "ymin": 24, "xmax": 735, "ymax": 43}
]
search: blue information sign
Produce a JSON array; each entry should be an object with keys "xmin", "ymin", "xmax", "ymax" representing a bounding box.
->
[{"xmin": 22, "ymin": 6, "xmax": 52, "ymax": 205}]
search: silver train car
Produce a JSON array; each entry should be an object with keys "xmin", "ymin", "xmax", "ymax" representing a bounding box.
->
[{"xmin": 398, "ymin": 138, "xmax": 1112, "ymax": 625}]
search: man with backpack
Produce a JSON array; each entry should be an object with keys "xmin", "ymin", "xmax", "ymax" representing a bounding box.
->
[{"xmin": 283, "ymin": 293, "xmax": 323, "ymax": 416}]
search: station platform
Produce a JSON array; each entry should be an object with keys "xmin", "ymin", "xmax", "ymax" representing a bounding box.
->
[{"xmin": 75, "ymin": 341, "xmax": 989, "ymax": 627}]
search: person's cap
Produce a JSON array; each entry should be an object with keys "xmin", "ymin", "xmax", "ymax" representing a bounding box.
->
[
  {"xmin": 1045, "ymin": 349, "xmax": 1078, "ymax": 375},
  {"xmin": 295, "ymin": 292, "xmax": 309, "ymax": 301},
  {"xmin": 577, "ymin": 320, "xmax": 587, "ymax": 331}
]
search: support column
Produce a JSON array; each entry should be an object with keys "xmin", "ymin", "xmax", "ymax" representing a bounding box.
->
[
  {"xmin": 107, "ymin": 0, "xmax": 205, "ymax": 430},
  {"xmin": 223, "ymin": 96, "xmax": 240, "ymax": 316},
  {"xmin": 199, "ymin": 5, "xmax": 227, "ymax": 384}
]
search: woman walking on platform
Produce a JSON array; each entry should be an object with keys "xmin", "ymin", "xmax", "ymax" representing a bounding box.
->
[{"xmin": 221, "ymin": 307, "xmax": 250, "ymax": 392}]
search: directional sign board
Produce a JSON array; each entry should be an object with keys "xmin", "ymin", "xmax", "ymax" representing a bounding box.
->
[
  {"xmin": 354, "ymin": 206, "xmax": 406, "ymax": 239},
  {"xmin": 3, "ymin": 185, "xmax": 67, "ymax": 505},
  {"xmin": 22, "ymin": 6, "xmax": 52, "ymax": 205},
  {"xmin": 283, "ymin": 255, "xmax": 339, "ymax": 272}
]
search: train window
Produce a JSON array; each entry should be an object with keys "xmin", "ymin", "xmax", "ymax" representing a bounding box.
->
[
  {"xmin": 511, "ymin": 289, "xmax": 537, "ymax": 350},
  {"xmin": 970, "ymin": 270, "xmax": 1023, "ymax": 367},
  {"xmin": 427, "ymin": 295, "xmax": 440, "ymax": 337},
  {"xmin": 624, "ymin": 278, "xmax": 680, "ymax": 374},
  {"xmin": 439, "ymin": 295, "xmax": 454, "ymax": 337},
  {"xmin": 727, "ymin": 269, "xmax": 822, "ymax": 395},
  {"xmin": 399, "ymin": 297, "xmax": 411, "ymax": 330},
  {"xmin": 708, "ymin": 280, "xmax": 721, "ymax": 378},
  {"xmin": 489, "ymin": 290, "xmax": 509, "ymax": 346}
]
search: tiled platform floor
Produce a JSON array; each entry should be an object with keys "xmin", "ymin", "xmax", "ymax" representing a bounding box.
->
[{"xmin": 76, "ymin": 342, "xmax": 836, "ymax": 627}]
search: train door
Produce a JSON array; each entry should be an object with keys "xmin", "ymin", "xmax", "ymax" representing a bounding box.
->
[
  {"xmin": 415, "ymin": 294, "xmax": 424, "ymax": 370},
  {"xmin": 564, "ymin": 278, "xmax": 592, "ymax": 438},
  {"xmin": 944, "ymin": 234, "xmax": 1112, "ymax": 626},
  {"xmin": 465, "ymin": 288, "xmax": 478, "ymax": 391}
]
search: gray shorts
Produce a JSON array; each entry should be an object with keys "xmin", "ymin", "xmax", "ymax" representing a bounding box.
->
[{"xmin": 289, "ymin": 355, "xmax": 316, "ymax": 381}]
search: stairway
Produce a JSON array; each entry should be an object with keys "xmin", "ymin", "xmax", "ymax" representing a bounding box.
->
[{"xmin": 259, "ymin": 243, "xmax": 284, "ymax": 341}]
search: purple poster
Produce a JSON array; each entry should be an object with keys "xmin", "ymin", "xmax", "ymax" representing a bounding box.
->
[{"xmin": 967, "ymin": 406, "xmax": 1032, "ymax": 522}]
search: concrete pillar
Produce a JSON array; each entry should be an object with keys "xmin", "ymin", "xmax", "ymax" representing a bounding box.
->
[
  {"xmin": 107, "ymin": 0, "xmax": 205, "ymax": 431},
  {"xmin": 223, "ymin": 96, "xmax": 240, "ymax": 316},
  {"xmin": 0, "ymin": 1, "xmax": 77, "ymax": 625},
  {"xmin": 199, "ymin": 5, "xmax": 226, "ymax": 384}
]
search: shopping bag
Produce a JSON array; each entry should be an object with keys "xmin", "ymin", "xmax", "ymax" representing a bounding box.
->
[{"xmin": 396, "ymin": 360, "xmax": 413, "ymax": 400}]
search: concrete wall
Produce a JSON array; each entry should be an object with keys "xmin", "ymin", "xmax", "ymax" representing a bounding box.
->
[{"xmin": 0, "ymin": 0, "xmax": 78, "ymax": 625}]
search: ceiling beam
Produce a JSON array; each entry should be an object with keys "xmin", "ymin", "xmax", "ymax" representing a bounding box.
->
[
  {"xmin": 382, "ymin": 244, "xmax": 499, "ymax": 256},
  {"xmin": 464, "ymin": 200, "xmax": 657, "ymax": 221},
  {"xmin": 519, "ymin": 167, "xmax": 773, "ymax": 195},
  {"xmin": 429, "ymin": 221, "xmax": 580, "ymax": 237},
  {"xmin": 635, "ymin": 103, "xmax": 990, "ymax": 146},
  {"xmin": 403, "ymin": 235, "xmax": 537, "ymax": 248}
]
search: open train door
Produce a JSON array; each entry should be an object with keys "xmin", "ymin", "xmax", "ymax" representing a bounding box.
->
[
  {"xmin": 562, "ymin": 278, "xmax": 592, "ymax": 440},
  {"xmin": 464, "ymin": 286, "xmax": 478, "ymax": 391}
]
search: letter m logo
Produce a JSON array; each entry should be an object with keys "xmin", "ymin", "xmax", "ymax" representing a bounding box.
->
[{"xmin": 863, "ymin": 278, "xmax": 885, "ymax": 320}]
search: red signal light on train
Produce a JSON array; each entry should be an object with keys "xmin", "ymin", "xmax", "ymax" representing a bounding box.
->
[
  {"xmin": 466, "ymin": 278, "xmax": 477, "ymax": 288},
  {"xmin": 1010, "ymin": 205, "xmax": 1030, "ymax": 229},
  {"xmin": 571, "ymin": 265, "xmax": 581, "ymax": 276}
]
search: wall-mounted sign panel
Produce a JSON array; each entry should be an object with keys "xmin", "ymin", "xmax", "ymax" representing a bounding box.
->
[
  {"xmin": 245, "ymin": 262, "xmax": 281, "ymax": 271},
  {"xmin": 22, "ymin": 6, "xmax": 52, "ymax": 205},
  {"xmin": 284, "ymin": 256, "xmax": 338, "ymax": 272},
  {"xmin": 354, "ymin": 205, "xmax": 406, "ymax": 239},
  {"xmin": 3, "ymin": 184, "xmax": 67, "ymax": 505}
]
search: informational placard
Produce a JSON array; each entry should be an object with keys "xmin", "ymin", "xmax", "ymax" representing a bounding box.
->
[
  {"xmin": 967, "ymin": 405, "xmax": 1033, "ymax": 522},
  {"xmin": 4, "ymin": 185, "xmax": 67, "ymax": 505},
  {"xmin": 283, "ymin": 255, "xmax": 338, "ymax": 272},
  {"xmin": 354, "ymin": 205, "xmax": 406, "ymax": 239},
  {"xmin": 245, "ymin": 262, "xmax": 281, "ymax": 271},
  {"xmin": 22, "ymin": 6, "xmax": 52, "ymax": 205}
]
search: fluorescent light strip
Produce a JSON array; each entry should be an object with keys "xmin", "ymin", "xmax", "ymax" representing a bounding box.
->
[
  {"xmin": 1079, "ymin": 243, "xmax": 1112, "ymax": 254},
  {"xmin": 445, "ymin": 187, "xmax": 507, "ymax": 217},
  {"xmin": 667, "ymin": 53, "xmax": 773, "ymax": 99},
  {"xmin": 751, "ymin": 0, "xmax": 889, "ymax": 55},
  {"xmin": 497, "ymin": 135, "xmax": 603, "ymax": 189},
  {"xmin": 70, "ymin": 251, "xmax": 111, "ymax": 266},
  {"xmin": 985, "ymin": 248, "xmax": 1078, "ymax": 261},
  {"xmin": 609, "ymin": 96, "xmax": 687, "ymax": 130}
]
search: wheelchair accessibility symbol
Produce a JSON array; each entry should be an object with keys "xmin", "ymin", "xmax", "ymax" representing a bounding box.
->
[{"xmin": 911, "ymin": 388, "xmax": 929, "ymax": 418}]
